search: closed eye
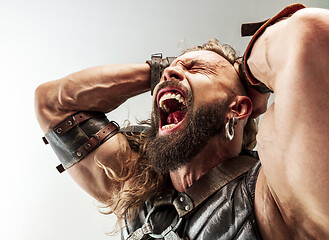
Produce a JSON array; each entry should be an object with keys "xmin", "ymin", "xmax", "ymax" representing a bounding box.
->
[
  {"xmin": 180, "ymin": 59, "xmax": 210, "ymax": 73},
  {"xmin": 183, "ymin": 60, "xmax": 204, "ymax": 71},
  {"xmin": 189, "ymin": 62, "xmax": 208, "ymax": 72}
]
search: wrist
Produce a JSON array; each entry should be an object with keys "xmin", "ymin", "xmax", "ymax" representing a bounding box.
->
[{"xmin": 146, "ymin": 53, "xmax": 176, "ymax": 95}]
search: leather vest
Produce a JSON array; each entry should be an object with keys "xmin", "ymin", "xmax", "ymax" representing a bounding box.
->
[{"xmin": 121, "ymin": 159, "xmax": 262, "ymax": 240}]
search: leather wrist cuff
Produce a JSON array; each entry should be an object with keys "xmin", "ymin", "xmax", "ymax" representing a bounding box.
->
[
  {"xmin": 240, "ymin": 3, "xmax": 305, "ymax": 93},
  {"xmin": 42, "ymin": 111, "xmax": 119, "ymax": 173},
  {"xmin": 236, "ymin": 57, "xmax": 273, "ymax": 94},
  {"xmin": 146, "ymin": 53, "xmax": 176, "ymax": 95}
]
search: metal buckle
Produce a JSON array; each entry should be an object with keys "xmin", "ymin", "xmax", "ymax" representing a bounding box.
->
[
  {"xmin": 151, "ymin": 53, "xmax": 163, "ymax": 59},
  {"xmin": 93, "ymin": 134, "xmax": 101, "ymax": 146},
  {"xmin": 127, "ymin": 222, "xmax": 152, "ymax": 240},
  {"xmin": 110, "ymin": 120, "xmax": 120, "ymax": 130},
  {"xmin": 144, "ymin": 204, "xmax": 183, "ymax": 239}
]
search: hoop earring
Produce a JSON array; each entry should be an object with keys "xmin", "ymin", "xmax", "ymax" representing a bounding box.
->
[{"xmin": 225, "ymin": 117, "xmax": 238, "ymax": 141}]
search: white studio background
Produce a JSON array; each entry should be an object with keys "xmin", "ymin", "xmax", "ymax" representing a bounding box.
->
[{"xmin": 1, "ymin": 0, "xmax": 327, "ymax": 239}]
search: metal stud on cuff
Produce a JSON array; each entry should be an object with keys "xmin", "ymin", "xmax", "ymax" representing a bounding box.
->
[{"xmin": 56, "ymin": 128, "xmax": 62, "ymax": 134}]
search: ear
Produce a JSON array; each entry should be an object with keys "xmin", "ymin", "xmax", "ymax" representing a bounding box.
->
[{"xmin": 228, "ymin": 96, "xmax": 253, "ymax": 120}]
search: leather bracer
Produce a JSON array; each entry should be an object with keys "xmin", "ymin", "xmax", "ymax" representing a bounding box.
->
[
  {"xmin": 42, "ymin": 111, "xmax": 119, "ymax": 173},
  {"xmin": 146, "ymin": 53, "xmax": 176, "ymax": 95},
  {"xmin": 239, "ymin": 3, "xmax": 306, "ymax": 93}
]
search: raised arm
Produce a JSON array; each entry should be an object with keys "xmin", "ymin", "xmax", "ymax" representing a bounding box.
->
[
  {"xmin": 35, "ymin": 63, "xmax": 151, "ymax": 201},
  {"xmin": 35, "ymin": 63, "xmax": 151, "ymax": 132},
  {"xmin": 243, "ymin": 5, "xmax": 329, "ymax": 238}
]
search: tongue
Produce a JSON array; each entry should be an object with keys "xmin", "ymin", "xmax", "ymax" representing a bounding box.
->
[{"xmin": 167, "ymin": 110, "xmax": 185, "ymax": 124}]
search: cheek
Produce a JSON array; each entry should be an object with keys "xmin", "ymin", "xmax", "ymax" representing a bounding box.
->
[
  {"xmin": 191, "ymin": 77, "xmax": 231, "ymax": 105},
  {"xmin": 191, "ymin": 81, "xmax": 220, "ymax": 105}
]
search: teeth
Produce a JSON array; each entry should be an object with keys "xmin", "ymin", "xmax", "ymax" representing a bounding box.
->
[
  {"xmin": 163, "ymin": 104, "xmax": 169, "ymax": 113},
  {"xmin": 159, "ymin": 92, "xmax": 185, "ymax": 111},
  {"xmin": 161, "ymin": 124, "xmax": 177, "ymax": 129},
  {"xmin": 159, "ymin": 101, "xmax": 169, "ymax": 113}
]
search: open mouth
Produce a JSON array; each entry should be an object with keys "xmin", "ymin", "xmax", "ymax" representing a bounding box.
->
[{"xmin": 157, "ymin": 87, "xmax": 187, "ymax": 133}]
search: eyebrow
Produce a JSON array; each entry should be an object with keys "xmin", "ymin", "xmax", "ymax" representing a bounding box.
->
[
  {"xmin": 180, "ymin": 59, "xmax": 206, "ymax": 67},
  {"xmin": 194, "ymin": 59, "xmax": 208, "ymax": 66},
  {"xmin": 191, "ymin": 59, "xmax": 219, "ymax": 73}
]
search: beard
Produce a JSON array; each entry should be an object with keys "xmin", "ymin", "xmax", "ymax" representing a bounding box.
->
[{"xmin": 145, "ymin": 97, "xmax": 229, "ymax": 175}]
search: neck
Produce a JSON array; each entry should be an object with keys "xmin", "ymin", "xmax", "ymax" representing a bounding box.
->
[{"xmin": 169, "ymin": 135, "xmax": 240, "ymax": 192}]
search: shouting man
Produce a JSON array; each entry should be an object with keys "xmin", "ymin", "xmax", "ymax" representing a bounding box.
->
[{"xmin": 35, "ymin": 4, "xmax": 329, "ymax": 239}]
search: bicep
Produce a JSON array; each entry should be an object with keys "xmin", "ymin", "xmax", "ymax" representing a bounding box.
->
[
  {"xmin": 35, "ymin": 86, "xmax": 136, "ymax": 203},
  {"xmin": 252, "ymin": 8, "xmax": 329, "ymax": 227},
  {"xmin": 67, "ymin": 133, "xmax": 138, "ymax": 202}
]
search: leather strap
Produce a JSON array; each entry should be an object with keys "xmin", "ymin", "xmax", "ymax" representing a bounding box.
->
[
  {"xmin": 129, "ymin": 154, "xmax": 258, "ymax": 239},
  {"xmin": 172, "ymin": 155, "xmax": 258, "ymax": 217},
  {"xmin": 74, "ymin": 122, "xmax": 119, "ymax": 160},
  {"xmin": 52, "ymin": 111, "xmax": 104, "ymax": 137},
  {"xmin": 241, "ymin": 19, "xmax": 268, "ymax": 37},
  {"xmin": 148, "ymin": 53, "xmax": 162, "ymax": 96},
  {"xmin": 56, "ymin": 121, "xmax": 119, "ymax": 173},
  {"xmin": 152, "ymin": 155, "xmax": 258, "ymax": 217},
  {"xmin": 236, "ymin": 57, "xmax": 273, "ymax": 94},
  {"xmin": 43, "ymin": 111, "xmax": 120, "ymax": 173},
  {"xmin": 147, "ymin": 53, "xmax": 176, "ymax": 95},
  {"xmin": 240, "ymin": 3, "xmax": 306, "ymax": 93}
]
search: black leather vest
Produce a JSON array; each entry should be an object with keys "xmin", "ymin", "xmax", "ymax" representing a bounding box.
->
[{"xmin": 121, "ymin": 160, "xmax": 262, "ymax": 240}]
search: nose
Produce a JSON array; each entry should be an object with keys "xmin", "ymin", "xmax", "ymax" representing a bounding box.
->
[{"xmin": 162, "ymin": 65, "xmax": 185, "ymax": 82}]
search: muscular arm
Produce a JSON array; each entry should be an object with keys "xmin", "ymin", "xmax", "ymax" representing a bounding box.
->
[
  {"xmin": 35, "ymin": 63, "xmax": 151, "ymax": 202},
  {"xmin": 35, "ymin": 63, "xmax": 151, "ymax": 132},
  {"xmin": 248, "ymin": 8, "xmax": 329, "ymax": 237}
]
